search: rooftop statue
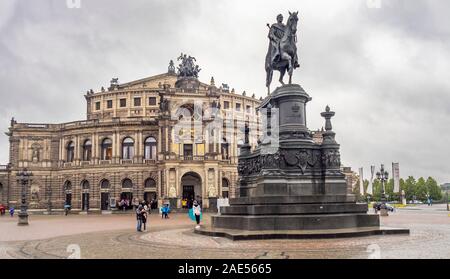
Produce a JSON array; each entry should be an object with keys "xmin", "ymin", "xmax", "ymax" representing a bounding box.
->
[
  {"xmin": 177, "ymin": 53, "xmax": 201, "ymax": 78},
  {"xmin": 168, "ymin": 60, "xmax": 176, "ymax": 74},
  {"xmin": 265, "ymin": 12, "xmax": 300, "ymax": 94}
]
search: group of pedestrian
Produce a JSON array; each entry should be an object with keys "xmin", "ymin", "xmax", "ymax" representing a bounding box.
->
[
  {"xmin": 2, "ymin": 206, "xmax": 14, "ymax": 217},
  {"xmin": 134, "ymin": 199, "xmax": 203, "ymax": 232},
  {"xmin": 136, "ymin": 202, "xmax": 150, "ymax": 232}
]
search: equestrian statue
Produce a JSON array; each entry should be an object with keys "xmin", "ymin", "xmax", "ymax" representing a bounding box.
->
[{"xmin": 265, "ymin": 12, "xmax": 300, "ymax": 94}]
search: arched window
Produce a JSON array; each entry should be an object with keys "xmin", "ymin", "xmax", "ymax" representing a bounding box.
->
[
  {"xmin": 64, "ymin": 181, "xmax": 72, "ymax": 206},
  {"xmin": 64, "ymin": 181, "xmax": 72, "ymax": 192},
  {"xmin": 122, "ymin": 178, "xmax": 133, "ymax": 189},
  {"xmin": 144, "ymin": 178, "xmax": 156, "ymax": 188},
  {"xmin": 81, "ymin": 180, "xmax": 90, "ymax": 190},
  {"xmin": 222, "ymin": 178, "xmax": 229, "ymax": 188},
  {"xmin": 222, "ymin": 178, "xmax": 229, "ymax": 198},
  {"xmin": 144, "ymin": 137, "xmax": 157, "ymax": 160},
  {"xmin": 66, "ymin": 141, "xmax": 75, "ymax": 162},
  {"xmin": 221, "ymin": 138, "xmax": 229, "ymax": 159},
  {"xmin": 100, "ymin": 179, "xmax": 110, "ymax": 189},
  {"xmin": 82, "ymin": 139, "xmax": 92, "ymax": 161},
  {"xmin": 122, "ymin": 137, "xmax": 134, "ymax": 160},
  {"xmin": 101, "ymin": 138, "xmax": 112, "ymax": 160}
]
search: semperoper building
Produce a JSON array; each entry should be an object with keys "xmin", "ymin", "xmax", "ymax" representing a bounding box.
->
[{"xmin": 0, "ymin": 55, "xmax": 262, "ymax": 213}]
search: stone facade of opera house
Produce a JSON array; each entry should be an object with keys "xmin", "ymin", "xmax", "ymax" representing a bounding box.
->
[{"xmin": 0, "ymin": 59, "xmax": 264, "ymax": 213}]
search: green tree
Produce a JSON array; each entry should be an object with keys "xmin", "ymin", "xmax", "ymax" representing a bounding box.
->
[
  {"xmin": 415, "ymin": 177, "xmax": 428, "ymax": 201},
  {"xmin": 372, "ymin": 179, "xmax": 382, "ymax": 201},
  {"xmin": 425, "ymin": 177, "xmax": 442, "ymax": 201},
  {"xmin": 403, "ymin": 176, "xmax": 416, "ymax": 201},
  {"xmin": 385, "ymin": 178, "xmax": 394, "ymax": 201}
]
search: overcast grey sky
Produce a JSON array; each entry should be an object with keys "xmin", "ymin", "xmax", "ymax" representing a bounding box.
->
[{"xmin": 0, "ymin": 0, "xmax": 449, "ymax": 183}]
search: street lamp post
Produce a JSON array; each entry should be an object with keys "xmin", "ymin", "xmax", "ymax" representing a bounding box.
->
[
  {"xmin": 446, "ymin": 190, "xmax": 449, "ymax": 212},
  {"xmin": 47, "ymin": 176, "xmax": 52, "ymax": 214},
  {"xmin": 17, "ymin": 168, "xmax": 32, "ymax": 225},
  {"xmin": 376, "ymin": 164, "xmax": 389, "ymax": 217}
]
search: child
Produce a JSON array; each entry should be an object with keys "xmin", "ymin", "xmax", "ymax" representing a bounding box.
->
[{"xmin": 161, "ymin": 204, "xmax": 170, "ymax": 219}]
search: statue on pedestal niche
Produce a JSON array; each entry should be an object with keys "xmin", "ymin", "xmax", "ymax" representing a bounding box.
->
[
  {"xmin": 265, "ymin": 12, "xmax": 300, "ymax": 94},
  {"xmin": 31, "ymin": 143, "xmax": 41, "ymax": 163}
]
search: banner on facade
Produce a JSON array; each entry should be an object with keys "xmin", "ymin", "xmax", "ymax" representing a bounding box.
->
[
  {"xmin": 367, "ymin": 165, "xmax": 375, "ymax": 195},
  {"xmin": 392, "ymin": 162, "xmax": 400, "ymax": 193},
  {"xmin": 359, "ymin": 167, "xmax": 364, "ymax": 195}
]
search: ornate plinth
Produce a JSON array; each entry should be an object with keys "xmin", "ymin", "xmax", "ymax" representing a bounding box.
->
[{"xmin": 197, "ymin": 84, "xmax": 409, "ymax": 239}]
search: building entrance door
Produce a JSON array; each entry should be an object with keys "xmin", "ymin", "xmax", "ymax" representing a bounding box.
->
[
  {"xmin": 82, "ymin": 193, "xmax": 89, "ymax": 210},
  {"xmin": 101, "ymin": 192, "xmax": 109, "ymax": 210},
  {"xmin": 183, "ymin": 185, "xmax": 195, "ymax": 200},
  {"xmin": 65, "ymin": 193, "xmax": 72, "ymax": 206}
]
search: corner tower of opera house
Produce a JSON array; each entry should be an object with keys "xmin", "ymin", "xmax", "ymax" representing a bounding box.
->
[{"xmin": 0, "ymin": 55, "xmax": 263, "ymax": 213}]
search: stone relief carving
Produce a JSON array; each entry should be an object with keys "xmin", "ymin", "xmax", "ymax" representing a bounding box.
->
[
  {"xmin": 31, "ymin": 185, "xmax": 40, "ymax": 201},
  {"xmin": 322, "ymin": 149, "xmax": 341, "ymax": 168},
  {"xmin": 208, "ymin": 185, "xmax": 217, "ymax": 197},
  {"xmin": 238, "ymin": 149, "xmax": 325, "ymax": 176},
  {"xmin": 169, "ymin": 184, "xmax": 177, "ymax": 198}
]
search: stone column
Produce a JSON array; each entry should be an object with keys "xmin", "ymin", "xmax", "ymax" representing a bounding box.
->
[
  {"xmin": 58, "ymin": 138, "xmax": 63, "ymax": 164},
  {"xmin": 165, "ymin": 126, "xmax": 169, "ymax": 154},
  {"xmin": 138, "ymin": 130, "xmax": 144, "ymax": 163},
  {"xmin": 158, "ymin": 126, "xmax": 162, "ymax": 156},
  {"xmin": 175, "ymin": 168, "xmax": 181, "ymax": 208},
  {"xmin": 75, "ymin": 135, "xmax": 81, "ymax": 165}
]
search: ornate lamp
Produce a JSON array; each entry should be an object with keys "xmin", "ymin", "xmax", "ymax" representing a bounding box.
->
[{"xmin": 17, "ymin": 168, "xmax": 32, "ymax": 225}]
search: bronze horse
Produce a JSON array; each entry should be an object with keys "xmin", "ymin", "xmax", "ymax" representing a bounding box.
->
[{"xmin": 265, "ymin": 12, "xmax": 300, "ymax": 94}]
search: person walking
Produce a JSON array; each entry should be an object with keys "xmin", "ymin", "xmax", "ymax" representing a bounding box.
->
[
  {"xmin": 136, "ymin": 204, "xmax": 143, "ymax": 232},
  {"xmin": 142, "ymin": 203, "xmax": 148, "ymax": 231},
  {"xmin": 64, "ymin": 203, "xmax": 71, "ymax": 216},
  {"xmin": 193, "ymin": 200, "xmax": 202, "ymax": 229},
  {"xmin": 9, "ymin": 207, "xmax": 14, "ymax": 217}
]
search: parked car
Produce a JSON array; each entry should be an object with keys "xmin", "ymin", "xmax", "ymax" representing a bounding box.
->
[
  {"xmin": 373, "ymin": 202, "xmax": 394, "ymax": 212},
  {"xmin": 409, "ymin": 200, "xmax": 423, "ymax": 204}
]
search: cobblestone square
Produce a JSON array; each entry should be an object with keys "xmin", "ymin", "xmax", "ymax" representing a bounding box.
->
[{"xmin": 1, "ymin": 205, "xmax": 448, "ymax": 259}]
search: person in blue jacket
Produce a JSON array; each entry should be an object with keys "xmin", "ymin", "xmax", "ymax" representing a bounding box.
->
[{"xmin": 161, "ymin": 204, "xmax": 170, "ymax": 219}]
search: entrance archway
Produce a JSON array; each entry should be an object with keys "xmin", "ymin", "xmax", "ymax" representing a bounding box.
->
[
  {"xmin": 100, "ymin": 179, "xmax": 110, "ymax": 210},
  {"xmin": 81, "ymin": 180, "xmax": 90, "ymax": 211},
  {"xmin": 181, "ymin": 172, "xmax": 202, "ymax": 208},
  {"xmin": 63, "ymin": 181, "xmax": 72, "ymax": 207}
]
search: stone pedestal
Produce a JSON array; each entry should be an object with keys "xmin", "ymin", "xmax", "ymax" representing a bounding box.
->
[
  {"xmin": 18, "ymin": 211, "xmax": 29, "ymax": 226},
  {"xmin": 197, "ymin": 84, "xmax": 408, "ymax": 239}
]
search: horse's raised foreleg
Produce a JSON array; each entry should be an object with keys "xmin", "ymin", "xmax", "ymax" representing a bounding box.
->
[
  {"xmin": 281, "ymin": 52, "xmax": 293, "ymax": 84},
  {"xmin": 289, "ymin": 61, "xmax": 293, "ymax": 84},
  {"xmin": 288, "ymin": 57, "xmax": 294, "ymax": 84},
  {"xmin": 279, "ymin": 68, "xmax": 286, "ymax": 85}
]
